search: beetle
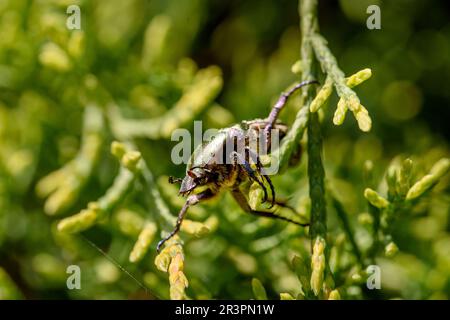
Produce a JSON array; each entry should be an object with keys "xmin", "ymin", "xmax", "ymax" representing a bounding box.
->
[{"xmin": 157, "ymin": 80, "xmax": 318, "ymax": 252}]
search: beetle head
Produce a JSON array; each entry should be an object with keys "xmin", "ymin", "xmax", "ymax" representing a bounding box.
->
[{"xmin": 179, "ymin": 168, "xmax": 208, "ymax": 195}]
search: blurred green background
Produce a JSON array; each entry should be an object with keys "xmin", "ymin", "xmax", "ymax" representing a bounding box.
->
[{"xmin": 0, "ymin": 0, "xmax": 449, "ymax": 299}]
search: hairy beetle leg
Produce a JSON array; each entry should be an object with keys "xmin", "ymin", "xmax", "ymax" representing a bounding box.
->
[
  {"xmin": 230, "ymin": 151, "xmax": 269, "ymax": 203},
  {"xmin": 264, "ymin": 79, "xmax": 319, "ymax": 148},
  {"xmin": 245, "ymin": 147, "xmax": 276, "ymax": 208},
  {"xmin": 262, "ymin": 175, "xmax": 276, "ymax": 208},
  {"xmin": 156, "ymin": 189, "xmax": 215, "ymax": 253},
  {"xmin": 231, "ymin": 188, "xmax": 309, "ymax": 227}
]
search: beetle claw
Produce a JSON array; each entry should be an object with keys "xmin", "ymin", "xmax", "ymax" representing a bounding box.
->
[{"xmin": 156, "ymin": 239, "xmax": 165, "ymax": 253}]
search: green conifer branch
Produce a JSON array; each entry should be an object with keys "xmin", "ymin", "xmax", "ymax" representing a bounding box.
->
[{"xmin": 36, "ymin": 105, "xmax": 104, "ymax": 215}]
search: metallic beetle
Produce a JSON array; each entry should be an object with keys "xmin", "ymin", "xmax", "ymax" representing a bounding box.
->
[{"xmin": 158, "ymin": 80, "xmax": 317, "ymax": 251}]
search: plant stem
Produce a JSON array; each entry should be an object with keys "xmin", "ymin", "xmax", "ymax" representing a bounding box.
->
[
  {"xmin": 367, "ymin": 203, "xmax": 380, "ymax": 264},
  {"xmin": 139, "ymin": 157, "xmax": 176, "ymax": 230},
  {"xmin": 308, "ymin": 111, "xmax": 330, "ymax": 296},
  {"xmin": 276, "ymin": 0, "xmax": 318, "ymax": 171},
  {"xmin": 299, "ymin": 0, "xmax": 326, "ymax": 250},
  {"xmin": 300, "ymin": 0, "xmax": 334, "ymax": 297},
  {"xmin": 331, "ymin": 195, "xmax": 363, "ymax": 265},
  {"xmin": 300, "ymin": 0, "xmax": 318, "ymax": 85},
  {"xmin": 307, "ymin": 111, "xmax": 327, "ymax": 245},
  {"xmin": 123, "ymin": 141, "xmax": 176, "ymax": 231},
  {"xmin": 277, "ymin": 105, "xmax": 308, "ymax": 170},
  {"xmin": 310, "ymin": 33, "xmax": 357, "ymax": 103}
]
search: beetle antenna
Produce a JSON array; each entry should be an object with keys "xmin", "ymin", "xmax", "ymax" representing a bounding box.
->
[
  {"xmin": 157, "ymin": 190, "xmax": 213, "ymax": 252},
  {"xmin": 168, "ymin": 176, "xmax": 183, "ymax": 184}
]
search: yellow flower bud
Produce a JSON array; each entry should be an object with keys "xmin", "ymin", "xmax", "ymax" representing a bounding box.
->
[
  {"xmin": 111, "ymin": 141, "xmax": 126, "ymax": 160},
  {"xmin": 249, "ymin": 182, "xmax": 265, "ymax": 210},
  {"xmin": 57, "ymin": 204, "xmax": 99, "ymax": 233},
  {"xmin": 204, "ymin": 215, "xmax": 219, "ymax": 233},
  {"xmin": 180, "ymin": 219, "xmax": 210, "ymax": 237},
  {"xmin": 333, "ymin": 98, "xmax": 348, "ymax": 125},
  {"xmin": 44, "ymin": 177, "xmax": 80, "ymax": 215},
  {"xmin": 397, "ymin": 158, "xmax": 413, "ymax": 198},
  {"xmin": 67, "ymin": 31, "xmax": 85, "ymax": 59},
  {"xmin": 430, "ymin": 158, "xmax": 450, "ymax": 177},
  {"xmin": 328, "ymin": 289, "xmax": 341, "ymax": 300},
  {"xmin": 129, "ymin": 223, "xmax": 157, "ymax": 263},
  {"xmin": 280, "ymin": 292, "xmax": 295, "ymax": 300},
  {"xmin": 345, "ymin": 68, "xmax": 372, "ymax": 88},
  {"xmin": 354, "ymin": 105, "xmax": 372, "ymax": 132},
  {"xmin": 39, "ymin": 42, "xmax": 72, "ymax": 72},
  {"xmin": 310, "ymin": 78, "xmax": 333, "ymax": 113},
  {"xmin": 155, "ymin": 246, "xmax": 172, "ymax": 272},
  {"xmin": 168, "ymin": 253, "xmax": 189, "ymax": 300},
  {"xmin": 252, "ymin": 278, "xmax": 267, "ymax": 300},
  {"xmin": 364, "ymin": 188, "xmax": 389, "ymax": 209},
  {"xmin": 385, "ymin": 241, "xmax": 399, "ymax": 257},
  {"xmin": 291, "ymin": 60, "xmax": 303, "ymax": 74},
  {"xmin": 406, "ymin": 158, "xmax": 450, "ymax": 201},
  {"xmin": 310, "ymin": 237, "xmax": 326, "ymax": 296},
  {"xmin": 121, "ymin": 151, "xmax": 142, "ymax": 172}
]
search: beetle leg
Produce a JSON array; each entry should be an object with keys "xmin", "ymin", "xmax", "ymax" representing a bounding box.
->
[
  {"xmin": 245, "ymin": 147, "xmax": 276, "ymax": 208},
  {"xmin": 230, "ymin": 151, "xmax": 268, "ymax": 203},
  {"xmin": 270, "ymin": 196, "xmax": 298, "ymax": 213},
  {"xmin": 264, "ymin": 80, "xmax": 318, "ymax": 147},
  {"xmin": 230, "ymin": 188, "xmax": 309, "ymax": 226},
  {"xmin": 246, "ymin": 120, "xmax": 288, "ymax": 138},
  {"xmin": 156, "ymin": 189, "xmax": 215, "ymax": 252},
  {"xmin": 261, "ymin": 174, "xmax": 276, "ymax": 209}
]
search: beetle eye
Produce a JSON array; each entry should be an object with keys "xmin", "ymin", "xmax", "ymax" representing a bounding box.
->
[{"xmin": 187, "ymin": 170, "xmax": 197, "ymax": 178}]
